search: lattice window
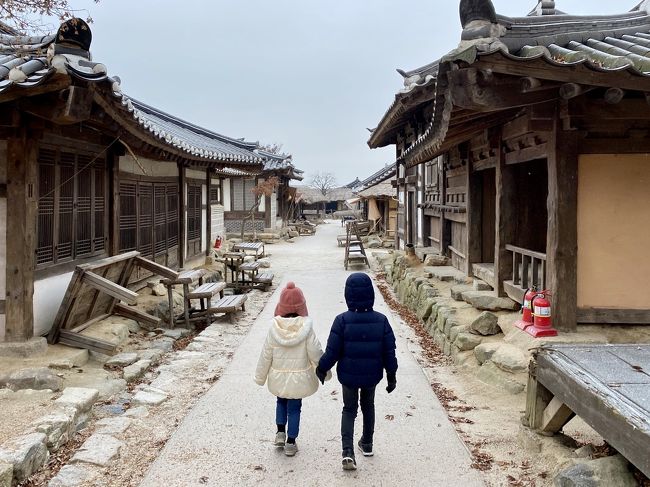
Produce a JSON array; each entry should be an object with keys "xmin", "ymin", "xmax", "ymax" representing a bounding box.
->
[
  {"xmin": 232, "ymin": 178, "xmax": 256, "ymax": 211},
  {"xmin": 36, "ymin": 147, "xmax": 108, "ymax": 267},
  {"xmin": 187, "ymin": 183, "xmax": 202, "ymax": 257}
]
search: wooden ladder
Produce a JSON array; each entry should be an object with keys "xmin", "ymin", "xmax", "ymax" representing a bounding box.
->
[{"xmin": 344, "ymin": 221, "xmax": 369, "ymax": 270}]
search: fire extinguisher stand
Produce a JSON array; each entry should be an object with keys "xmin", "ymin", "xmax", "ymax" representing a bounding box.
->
[{"xmin": 526, "ymin": 290, "xmax": 559, "ymax": 338}]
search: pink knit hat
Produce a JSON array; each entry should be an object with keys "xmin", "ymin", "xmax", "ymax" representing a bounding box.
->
[{"xmin": 274, "ymin": 282, "xmax": 308, "ymax": 317}]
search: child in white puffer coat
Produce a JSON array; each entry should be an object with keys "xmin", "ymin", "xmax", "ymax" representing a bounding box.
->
[{"xmin": 254, "ymin": 282, "xmax": 329, "ymax": 457}]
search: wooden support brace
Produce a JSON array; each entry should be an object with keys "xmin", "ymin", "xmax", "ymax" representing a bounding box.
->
[
  {"xmin": 540, "ymin": 397, "xmax": 576, "ymax": 434},
  {"xmin": 135, "ymin": 256, "xmax": 179, "ymax": 280},
  {"xmin": 114, "ymin": 303, "xmax": 161, "ymax": 327},
  {"xmin": 59, "ymin": 330, "xmax": 117, "ymax": 355},
  {"xmin": 83, "ymin": 272, "xmax": 139, "ymax": 305}
]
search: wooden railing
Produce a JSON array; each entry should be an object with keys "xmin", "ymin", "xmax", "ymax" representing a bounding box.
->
[{"xmin": 506, "ymin": 244, "xmax": 547, "ymax": 290}]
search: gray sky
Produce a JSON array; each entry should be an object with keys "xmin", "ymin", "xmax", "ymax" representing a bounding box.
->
[{"xmin": 69, "ymin": 0, "xmax": 626, "ymax": 184}]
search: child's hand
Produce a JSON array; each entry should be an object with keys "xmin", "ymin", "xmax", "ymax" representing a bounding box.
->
[{"xmin": 386, "ymin": 372, "xmax": 397, "ymax": 393}]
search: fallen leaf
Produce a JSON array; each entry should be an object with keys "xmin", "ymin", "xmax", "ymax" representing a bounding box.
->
[{"xmin": 385, "ymin": 414, "xmax": 395, "ymax": 421}]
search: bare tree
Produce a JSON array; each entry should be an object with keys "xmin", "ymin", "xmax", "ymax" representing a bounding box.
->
[
  {"xmin": 0, "ymin": 0, "xmax": 98, "ymax": 32},
  {"xmin": 310, "ymin": 172, "xmax": 337, "ymax": 197},
  {"xmin": 240, "ymin": 176, "xmax": 280, "ymax": 240}
]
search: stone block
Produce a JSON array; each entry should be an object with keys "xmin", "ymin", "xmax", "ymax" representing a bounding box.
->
[
  {"xmin": 0, "ymin": 462, "xmax": 12, "ymax": 487},
  {"xmin": 423, "ymin": 254, "xmax": 450, "ymax": 267},
  {"xmin": 554, "ymin": 455, "xmax": 637, "ymax": 487},
  {"xmin": 150, "ymin": 338, "xmax": 175, "ymax": 352},
  {"xmin": 476, "ymin": 362, "xmax": 525, "ymax": 394},
  {"xmin": 34, "ymin": 411, "xmax": 75, "ymax": 451},
  {"xmin": 105, "ymin": 353, "xmax": 139, "ymax": 368},
  {"xmin": 0, "ymin": 433, "xmax": 49, "ymax": 482},
  {"xmin": 492, "ymin": 344, "xmax": 529, "ymax": 373},
  {"xmin": 150, "ymin": 283, "xmax": 167, "ymax": 297},
  {"xmin": 450, "ymin": 285, "xmax": 473, "ymax": 302},
  {"xmin": 54, "ymin": 388, "xmax": 99, "ymax": 414},
  {"xmin": 162, "ymin": 328, "xmax": 191, "ymax": 340},
  {"xmin": 449, "ymin": 324, "xmax": 469, "ymax": 343},
  {"xmin": 95, "ymin": 417, "xmax": 133, "ymax": 436},
  {"xmin": 1, "ymin": 367, "xmax": 63, "ymax": 392},
  {"xmin": 462, "ymin": 291, "xmax": 520, "ymax": 312},
  {"xmin": 123, "ymin": 406, "xmax": 149, "ymax": 418},
  {"xmin": 137, "ymin": 349, "xmax": 164, "ymax": 363},
  {"xmin": 132, "ymin": 386, "xmax": 167, "ymax": 406},
  {"xmin": 451, "ymin": 349, "xmax": 475, "ymax": 367},
  {"xmin": 0, "ymin": 338, "xmax": 48, "ymax": 358},
  {"xmin": 470, "ymin": 311, "xmax": 501, "ymax": 336},
  {"xmin": 123, "ymin": 360, "xmax": 152, "ymax": 382},
  {"xmin": 433, "ymin": 330, "xmax": 445, "ymax": 348},
  {"xmin": 70, "ymin": 435, "xmax": 123, "ymax": 467},
  {"xmin": 454, "ymin": 332, "xmax": 482, "ymax": 352},
  {"xmin": 48, "ymin": 464, "xmax": 95, "ymax": 487},
  {"xmin": 473, "ymin": 280, "xmax": 492, "ymax": 291},
  {"xmin": 443, "ymin": 339, "xmax": 452, "ymax": 356},
  {"xmin": 416, "ymin": 298, "xmax": 437, "ymax": 321},
  {"xmin": 474, "ymin": 342, "xmax": 502, "ymax": 365}
]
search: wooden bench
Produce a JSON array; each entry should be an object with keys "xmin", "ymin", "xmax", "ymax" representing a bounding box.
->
[
  {"xmin": 232, "ymin": 242, "xmax": 265, "ymax": 260},
  {"xmin": 186, "ymin": 282, "xmax": 227, "ymax": 325},
  {"xmin": 254, "ymin": 272, "xmax": 274, "ymax": 291},
  {"xmin": 209, "ymin": 294, "xmax": 247, "ymax": 323},
  {"xmin": 160, "ymin": 269, "xmax": 208, "ymax": 328}
]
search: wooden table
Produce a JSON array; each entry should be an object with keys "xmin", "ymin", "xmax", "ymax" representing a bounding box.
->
[
  {"xmin": 232, "ymin": 242, "xmax": 265, "ymax": 260},
  {"xmin": 237, "ymin": 261, "xmax": 261, "ymax": 286},
  {"xmin": 525, "ymin": 344, "xmax": 650, "ymax": 478},
  {"xmin": 223, "ymin": 252, "xmax": 245, "ymax": 284},
  {"xmin": 160, "ymin": 269, "xmax": 208, "ymax": 328}
]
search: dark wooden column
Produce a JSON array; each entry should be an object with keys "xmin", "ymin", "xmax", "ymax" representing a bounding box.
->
[
  {"xmin": 440, "ymin": 155, "xmax": 450, "ymax": 255},
  {"xmin": 5, "ymin": 130, "xmax": 38, "ymax": 341},
  {"xmin": 465, "ymin": 157, "xmax": 482, "ymax": 276},
  {"xmin": 178, "ymin": 164, "xmax": 186, "ymax": 267},
  {"xmin": 546, "ymin": 118, "xmax": 579, "ymax": 332},
  {"xmin": 206, "ymin": 169, "xmax": 212, "ymax": 257},
  {"xmin": 109, "ymin": 149, "xmax": 120, "ymax": 256},
  {"xmin": 494, "ymin": 134, "xmax": 516, "ymax": 297}
]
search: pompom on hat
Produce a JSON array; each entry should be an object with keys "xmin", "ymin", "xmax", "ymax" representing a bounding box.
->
[{"xmin": 274, "ymin": 282, "xmax": 308, "ymax": 317}]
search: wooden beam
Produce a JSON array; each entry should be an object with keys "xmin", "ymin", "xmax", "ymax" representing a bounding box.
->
[
  {"xmin": 546, "ymin": 110, "xmax": 579, "ymax": 332},
  {"xmin": 179, "ymin": 164, "xmax": 186, "ymax": 267},
  {"xmin": 465, "ymin": 156, "xmax": 482, "ymax": 277},
  {"xmin": 114, "ymin": 303, "xmax": 161, "ymax": 327},
  {"xmin": 577, "ymin": 308, "xmax": 650, "ymax": 324},
  {"xmin": 83, "ymin": 271, "xmax": 139, "ymax": 305},
  {"xmin": 559, "ymin": 83, "xmax": 584, "ymax": 100},
  {"xmin": 523, "ymin": 359, "xmax": 554, "ymax": 429},
  {"xmin": 494, "ymin": 130, "xmax": 516, "ymax": 297},
  {"xmin": 0, "ymin": 74, "xmax": 70, "ymax": 104},
  {"xmin": 58, "ymin": 329, "xmax": 117, "ymax": 355},
  {"xmin": 541, "ymin": 397, "xmax": 576, "ymax": 434},
  {"xmin": 505, "ymin": 143, "xmax": 548, "ymax": 165},
  {"xmin": 135, "ymin": 256, "xmax": 179, "ymax": 280},
  {"xmin": 604, "ymin": 87, "xmax": 625, "ymax": 105},
  {"xmin": 4, "ymin": 128, "xmax": 38, "ymax": 342},
  {"xmin": 520, "ymin": 77, "xmax": 541, "ymax": 93}
]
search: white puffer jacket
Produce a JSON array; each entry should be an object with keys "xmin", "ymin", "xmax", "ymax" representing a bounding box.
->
[{"xmin": 254, "ymin": 316, "xmax": 328, "ymax": 399}]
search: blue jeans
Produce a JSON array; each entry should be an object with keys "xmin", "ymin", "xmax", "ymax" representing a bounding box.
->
[{"xmin": 276, "ymin": 397, "xmax": 302, "ymax": 439}]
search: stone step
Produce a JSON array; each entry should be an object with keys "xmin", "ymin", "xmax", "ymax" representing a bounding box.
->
[
  {"xmin": 450, "ymin": 284, "xmax": 473, "ymax": 301},
  {"xmin": 461, "ymin": 291, "xmax": 520, "ymax": 312},
  {"xmin": 423, "ymin": 266, "xmax": 468, "ymax": 284}
]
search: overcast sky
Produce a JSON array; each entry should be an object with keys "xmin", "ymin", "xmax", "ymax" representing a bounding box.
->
[{"xmin": 64, "ymin": 0, "xmax": 626, "ymax": 184}]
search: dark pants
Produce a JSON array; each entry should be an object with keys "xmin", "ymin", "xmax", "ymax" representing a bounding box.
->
[
  {"xmin": 276, "ymin": 397, "xmax": 302, "ymax": 439},
  {"xmin": 341, "ymin": 385, "xmax": 376, "ymax": 453}
]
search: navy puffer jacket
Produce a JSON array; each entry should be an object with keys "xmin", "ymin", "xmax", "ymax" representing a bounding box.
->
[{"xmin": 319, "ymin": 273, "xmax": 398, "ymax": 388}]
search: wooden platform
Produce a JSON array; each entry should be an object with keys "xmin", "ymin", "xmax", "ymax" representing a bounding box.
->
[
  {"xmin": 232, "ymin": 242, "xmax": 265, "ymax": 260},
  {"xmin": 525, "ymin": 344, "xmax": 650, "ymax": 477}
]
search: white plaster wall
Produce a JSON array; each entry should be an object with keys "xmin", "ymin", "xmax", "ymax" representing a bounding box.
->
[
  {"xmin": 187, "ymin": 168, "xmax": 206, "ymax": 180},
  {"xmin": 33, "ymin": 272, "xmax": 73, "ymax": 337},
  {"xmin": 119, "ymin": 156, "xmax": 177, "ymax": 177},
  {"xmin": 259, "ymin": 179, "xmax": 266, "ymax": 212},
  {"xmin": 211, "ymin": 205, "xmax": 225, "ymax": 244},
  {"xmin": 223, "ymin": 179, "xmax": 231, "ymax": 211}
]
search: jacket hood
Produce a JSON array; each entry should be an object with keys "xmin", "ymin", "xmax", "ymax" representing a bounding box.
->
[
  {"xmin": 270, "ymin": 316, "xmax": 313, "ymax": 347},
  {"xmin": 345, "ymin": 273, "xmax": 374, "ymax": 312}
]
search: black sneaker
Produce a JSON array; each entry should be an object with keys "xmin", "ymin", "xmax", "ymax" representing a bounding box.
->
[
  {"xmin": 342, "ymin": 450, "xmax": 357, "ymax": 471},
  {"xmin": 357, "ymin": 439, "xmax": 373, "ymax": 457}
]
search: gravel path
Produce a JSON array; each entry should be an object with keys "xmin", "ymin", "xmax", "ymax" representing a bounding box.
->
[{"xmin": 140, "ymin": 222, "xmax": 484, "ymax": 486}]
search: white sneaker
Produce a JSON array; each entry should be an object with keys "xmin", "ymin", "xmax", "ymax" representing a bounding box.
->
[
  {"xmin": 274, "ymin": 432, "xmax": 286, "ymax": 447},
  {"xmin": 284, "ymin": 442, "xmax": 298, "ymax": 457}
]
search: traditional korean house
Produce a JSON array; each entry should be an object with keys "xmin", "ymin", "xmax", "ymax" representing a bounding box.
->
[
  {"xmin": 368, "ymin": 0, "xmax": 650, "ymax": 330},
  {"xmin": 219, "ymin": 150, "xmax": 302, "ymax": 236},
  {"xmin": 293, "ymin": 186, "xmax": 357, "ymax": 218},
  {"xmin": 356, "ymin": 164, "xmax": 397, "ymax": 238},
  {"xmin": 0, "ymin": 20, "xmax": 269, "ymax": 343}
]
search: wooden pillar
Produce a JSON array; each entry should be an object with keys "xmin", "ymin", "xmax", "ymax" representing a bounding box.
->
[
  {"xmin": 5, "ymin": 130, "xmax": 38, "ymax": 341},
  {"xmin": 440, "ymin": 154, "xmax": 450, "ymax": 255},
  {"xmin": 206, "ymin": 169, "xmax": 211, "ymax": 257},
  {"xmin": 546, "ymin": 117, "xmax": 579, "ymax": 332},
  {"xmin": 494, "ymin": 134, "xmax": 516, "ymax": 297},
  {"xmin": 178, "ymin": 164, "xmax": 186, "ymax": 267},
  {"xmin": 109, "ymin": 149, "xmax": 120, "ymax": 256},
  {"xmin": 465, "ymin": 157, "xmax": 482, "ymax": 276}
]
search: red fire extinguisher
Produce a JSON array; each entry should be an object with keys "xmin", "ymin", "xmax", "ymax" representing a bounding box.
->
[
  {"xmin": 527, "ymin": 290, "xmax": 558, "ymax": 338},
  {"xmin": 515, "ymin": 287, "xmax": 537, "ymax": 331},
  {"xmin": 214, "ymin": 236, "xmax": 222, "ymax": 249}
]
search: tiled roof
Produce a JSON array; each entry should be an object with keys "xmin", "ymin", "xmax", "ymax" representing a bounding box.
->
[
  {"xmin": 258, "ymin": 150, "xmax": 304, "ymax": 180},
  {"xmin": 292, "ymin": 186, "xmax": 355, "ymax": 204},
  {"xmin": 369, "ymin": 1, "xmax": 650, "ymax": 152},
  {"xmin": 357, "ymin": 164, "xmax": 396, "ymax": 192},
  {"xmin": 0, "ymin": 20, "xmax": 264, "ymax": 166}
]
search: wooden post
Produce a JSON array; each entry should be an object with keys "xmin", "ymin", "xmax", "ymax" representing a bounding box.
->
[
  {"xmin": 547, "ymin": 113, "xmax": 579, "ymax": 332},
  {"xmin": 494, "ymin": 133, "xmax": 516, "ymax": 297},
  {"xmin": 178, "ymin": 163, "xmax": 186, "ymax": 267},
  {"xmin": 109, "ymin": 149, "xmax": 120, "ymax": 256},
  {"xmin": 5, "ymin": 130, "xmax": 38, "ymax": 341},
  {"xmin": 206, "ymin": 170, "xmax": 211, "ymax": 257},
  {"xmin": 465, "ymin": 157, "xmax": 482, "ymax": 276},
  {"xmin": 440, "ymin": 154, "xmax": 450, "ymax": 256}
]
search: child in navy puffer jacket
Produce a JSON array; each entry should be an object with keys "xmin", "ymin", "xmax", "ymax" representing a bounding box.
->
[{"xmin": 316, "ymin": 272, "xmax": 398, "ymax": 471}]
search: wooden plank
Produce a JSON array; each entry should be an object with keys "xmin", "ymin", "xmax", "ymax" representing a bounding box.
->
[
  {"xmin": 114, "ymin": 303, "xmax": 161, "ymax": 326},
  {"xmin": 59, "ymin": 329, "xmax": 117, "ymax": 355},
  {"xmin": 135, "ymin": 256, "xmax": 179, "ymax": 280},
  {"xmin": 5, "ymin": 130, "xmax": 38, "ymax": 341},
  {"xmin": 541, "ymin": 397, "xmax": 575, "ymax": 434},
  {"xmin": 505, "ymin": 143, "xmax": 548, "ymax": 165},
  {"xmin": 77, "ymin": 251, "xmax": 141, "ymax": 271},
  {"xmin": 70, "ymin": 313, "xmax": 111, "ymax": 334},
  {"xmin": 188, "ymin": 282, "xmax": 227, "ymax": 299},
  {"xmin": 505, "ymin": 244, "xmax": 547, "ymax": 261},
  {"xmin": 537, "ymin": 351, "xmax": 650, "ymax": 478},
  {"xmin": 523, "ymin": 360, "xmax": 554, "ymax": 430},
  {"xmin": 546, "ymin": 113, "xmax": 579, "ymax": 332},
  {"xmin": 577, "ymin": 308, "xmax": 650, "ymax": 324},
  {"xmin": 48, "ymin": 270, "xmax": 85, "ymax": 343},
  {"xmin": 83, "ymin": 271, "xmax": 139, "ymax": 305}
]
